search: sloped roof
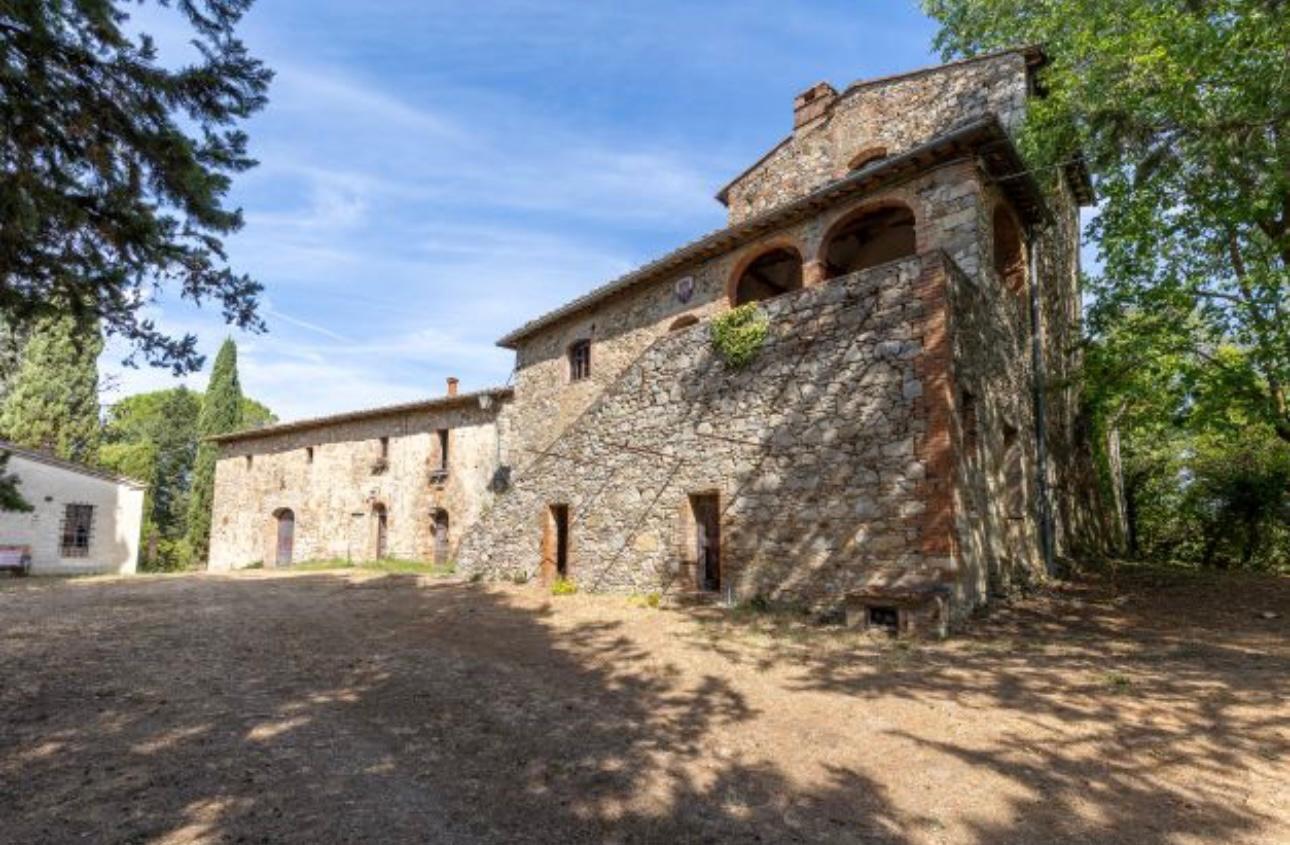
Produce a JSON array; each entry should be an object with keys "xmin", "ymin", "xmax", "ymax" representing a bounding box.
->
[
  {"xmin": 0, "ymin": 440, "xmax": 147, "ymax": 489},
  {"xmin": 713, "ymin": 46, "xmax": 1048, "ymax": 205},
  {"xmin": 208, "ymin": 387, "xmax": 513, "ymax": 445},
  {"xmin": 497, "ymin": 114, "xmax": 1049, "ymax": 349}
]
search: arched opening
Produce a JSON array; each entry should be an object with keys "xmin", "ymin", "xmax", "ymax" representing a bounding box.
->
[
  {"xmin": 273, "ymin": 508, "xmax": 295, "ymax": 567},
  {"xmin": 668, "ymin": 314, "xmax": 700, "ymax": 332},
  {"xmin": 822, "ymin": 204, "xmax": 917, "ymax": 279},
  {"xmin": 847, "ymin": 146, "xmax": 888, "ymax": 172},
  {"xmin": 732, "ymin": 247, "xmax": 803, "ymax": 306},
  {"xmin": 372, "ymin": 504, "xmax": 389, "ymax": 560},
  {"xmin": 431, "ymin": 508, "xmax": 450, "ymax": 565},
  {"xmin": 993, "ymin": 204, "xmax": 1026, "ymax": 294}
]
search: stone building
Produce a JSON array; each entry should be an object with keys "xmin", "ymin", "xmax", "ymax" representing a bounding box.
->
[
  {"xmin": 206, "ymin": 381, "xmax": 512, "ymax": 570},
  {"xmin": 209, "ymin": 48, "xmax": 1107, "ymax": 628}
]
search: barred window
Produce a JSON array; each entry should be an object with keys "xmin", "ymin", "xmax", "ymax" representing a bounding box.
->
[
  {"xmin": 568, "ymin": 339, "xmax": 592, "ymax": 382},
  {"xmin": 60, "ymin": 504, "xmax": 94, "ymax": 557}
]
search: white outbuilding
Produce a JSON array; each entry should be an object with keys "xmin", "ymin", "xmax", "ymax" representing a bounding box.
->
[{"xmin": 0, "ymin": 441, "xmax": 146, "ymax": 576}]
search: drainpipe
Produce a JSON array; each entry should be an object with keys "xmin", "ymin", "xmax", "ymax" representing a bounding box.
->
[{"xmin": 1028, "ymin": 228, "xmax": 1057, "ymax": 578}]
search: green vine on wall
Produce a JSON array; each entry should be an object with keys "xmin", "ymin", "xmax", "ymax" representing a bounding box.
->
[{"xmin": 711, "ymin": 303, "xmax": 769, "ymax": 368}]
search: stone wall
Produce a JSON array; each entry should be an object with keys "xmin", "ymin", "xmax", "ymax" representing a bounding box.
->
[
  {"xmin": 722, "ymin": 52, "xmax": 1031, "ymax": 224},
  {"xmin": 460, "ymin": 255, "xmax": 1012, "ymax": 614},
  {"xmin": 208, "ymin": 400, "xmax": 507, "ymax": 570},
  {"xmin": 506, "ymin": 164, "xmax": 992, "ymax": 472}
]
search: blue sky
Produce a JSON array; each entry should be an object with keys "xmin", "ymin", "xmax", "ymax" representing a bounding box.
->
[{"xmin": 103, "ymin": 1, "xmax": 943, "ymax": 421}]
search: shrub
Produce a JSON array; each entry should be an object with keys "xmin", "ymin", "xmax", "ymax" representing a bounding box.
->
[
  {"xmin": 711, "ymin": 304, "xmax": 769, "ymax": 367},
  {"xmin": 510, "ymin": 570, "xmax": 530, "ymax": 584},
  {"xmin": 144, "ymin": 537, "xmax": 198, "ymax": 572},
  {"xmin": 551, "ymin": 577, "xmax": 578, "ymax": 596}
]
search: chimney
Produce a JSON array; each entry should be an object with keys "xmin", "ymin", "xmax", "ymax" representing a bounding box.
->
[
  {"xmin": 446, "ymin": 377, "xmax": 459, "ymax": 397},
  {"xmin": 793, "ymin": 82, "xmax": 838, "ymax": 134}
]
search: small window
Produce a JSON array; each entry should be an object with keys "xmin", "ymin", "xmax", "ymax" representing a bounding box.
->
[
  {"xmin": 245, "ymin": 454, "xmax": 253, "ymax": 470},
  {"xmin": 868, "ymin": 605, "xmax": 899, "ymax": 634},
  {"xmin": 993, "ymin": 204, "xmax": 1026, "ymax": 294},
  {"xmin": 437, "ymin": 429, "xmax": 449, "ymax": 473},
  {"xmin": 306, "ymin": 446, "xmax": 314, "ymax": 464},
  {"xmin": 961, "ymin": 391, "xmax": 978, "ymax": 456},
  {"xmin": 568, "ymin": 340, "xmax": 592, "ymax": 382},
  {"xmin": 60, "ymin": 504, "xmax": 94, "ymax": 557},
  {"xmin": 379, "ymin": 436, "xmax": 390, "ymax": 459}
]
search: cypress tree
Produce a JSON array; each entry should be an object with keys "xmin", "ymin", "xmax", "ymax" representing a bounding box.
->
[
  {"xmin": 187, "ymin": 339, "xmax": 244, "ymax": 564},
  {"xmin": 0, "ymin": 314, "xmax": 102, "ymax": 463}
]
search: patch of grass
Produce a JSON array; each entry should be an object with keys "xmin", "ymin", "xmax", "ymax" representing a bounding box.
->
[
  {"xmin": 1101, "ymin": 671, "xmax": 1135, "ymax": 694},
  {"xmin": 551, "ymin": 577, "xmax": 578, "ymax": 596},
  {"xmin": 290, "ymin": 558, "xmax": 457, "ymax": 577},
  {"xmin": 628, "ymin": 591, "xmax": 662, "ymax": 609}
]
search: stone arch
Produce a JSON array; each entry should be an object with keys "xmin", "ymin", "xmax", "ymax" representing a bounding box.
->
[
  {"xmin": 728, "ymin": 243, "xmax": 804, "ymax": 307},
  {"xmin": 821, "ymin": 201, "xmax": 917, "ymax": 280},
  {"xmin": 993, "ymin": 202, "xmax": 1027, "ymax": 294},
  {"xmin": 846, "ymin": 145, "xmax": 888, "ymax": 172},
  {"xmin": 668, "ymin": 314, "xmax": 700, "ymax": 332}
]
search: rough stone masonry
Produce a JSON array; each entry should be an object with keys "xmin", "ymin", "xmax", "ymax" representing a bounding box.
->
[{"xmin": 208, "ymin": 47, "xmax": 1110, "ymax": 628}]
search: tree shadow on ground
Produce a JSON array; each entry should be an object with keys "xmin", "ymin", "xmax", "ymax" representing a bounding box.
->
[
  {"xmin": 0, "ymin": 573, "xmax": 905, "ymax": 844},
  {"xmin": 679, "ymin": 563, "xmax": 1290, "ymax": 845}
]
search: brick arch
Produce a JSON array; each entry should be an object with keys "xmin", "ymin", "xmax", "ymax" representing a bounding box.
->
[
  {"xmin": 818, "ymin": 199, "xmax": 919, "ymax": 281},
  {"xmin": 725, "ymin": 238, "xmax": 806, "ymax": 307},
  {"xmin": 846, "ymin": 145, "xmax": 888, "ymax": 172},
  {"xmin": 992, "ymin": 201, "xmax": 1027, "ymax": 295}
]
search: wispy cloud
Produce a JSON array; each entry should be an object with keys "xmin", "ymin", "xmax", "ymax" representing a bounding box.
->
[{"xmin": 99, "ymin": 0, "xmax": 941, "ymax": 422}]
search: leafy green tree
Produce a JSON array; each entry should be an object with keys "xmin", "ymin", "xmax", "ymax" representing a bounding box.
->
[
  {"xmin": 0, "ymin": 0, "xmax": 271, "ymax": 375},
  {"xmin": 0, "ymin": 313, "xmax": 102, "ymax": 463},
  {"xmin": 923, "ymin": 0, "xmax": 1290, "ymax": 442},
  {"xmin": 186, "ymin": 338, "xmax": 243, "ymax": 563},
  {"xmin": 101, "ymin": 387, "xmax": 201, "ymax": 535},
  {"xmin": 99, "ymin": 384, "xmax": 273, "ymax": 570},
  {"xmin": 0, "ymin": 451, "xmax": 33, "ymax": 512}
]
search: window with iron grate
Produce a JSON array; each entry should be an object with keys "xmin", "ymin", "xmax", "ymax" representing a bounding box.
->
[
  {"xmin": 568, "ymin": 339, "xmax": 592, "ymax": 382},
  {"xmin": 60, "ymin": 503, "xmax": 94, "ymax": 557}
]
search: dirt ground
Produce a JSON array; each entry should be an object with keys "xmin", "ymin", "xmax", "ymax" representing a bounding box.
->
[{"xmin": 1, "ymin": 566, "xmax": 1286, "ymax": 844}]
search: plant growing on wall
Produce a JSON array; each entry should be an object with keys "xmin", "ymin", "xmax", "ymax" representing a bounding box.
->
[{"xmin": 711, "ymin": 304, "xmax": 769, "ymax": 368}]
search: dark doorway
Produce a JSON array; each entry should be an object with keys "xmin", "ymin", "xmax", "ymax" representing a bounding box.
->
[
  {"xmin": 823, "ymin": 205, "xmax": 916, "ymax": 278},
  {"xmin": 733, "ymin": 248, "xmax": 803, "ymax": 306},
  {"xmin": 691, "ymin": 494, "xmax": 721, "ymax": 592},
  {"xmin": 542, "ymin": 504, "xmax": 571, "ymax": 582},
  {"xmin": 275, "ymin": 509, "xmax": 295, "ymax": 567},
  {"xmin": 552, "ymin": 505, "xmax": 569, "ymax": 578},
  {"xmin": 432, "ymin": 509, "xmax": 450, "ymax": 565},
  {"xmin": 374, "ymin": 504, "xmax": 389, "ymax": 559}
]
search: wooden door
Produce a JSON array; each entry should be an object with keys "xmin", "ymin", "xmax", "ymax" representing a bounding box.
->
[
  {"xmin": 374, "ymin": 506, "xmax": 388, "ymax": 559},
  {"xmin": 275, "ymin": 510, "xmax": 295, "ymax": 567},
  {"xmin": 433, "ymin": 511, "xmax": 450, "ymax": 565}
]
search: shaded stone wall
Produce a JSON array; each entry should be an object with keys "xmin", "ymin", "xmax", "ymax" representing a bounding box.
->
[
  {"xmin": 506, "ymin": 166, "xmax": 991, "ymax": 473},
  {"xmin": 208, "ymin": 401, "xmax": 506, "ymax": 570},
  {"xmin": 723, "ymin": 53, "xmax": 1031, "ymax": 224},
  {"xmin": 460, "ymin": 255, "xmax": 1013, "ymax": 614},
  {"xmin": 1033, "ymin": 176, "xmax": 1114, "ymax": 559}
]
